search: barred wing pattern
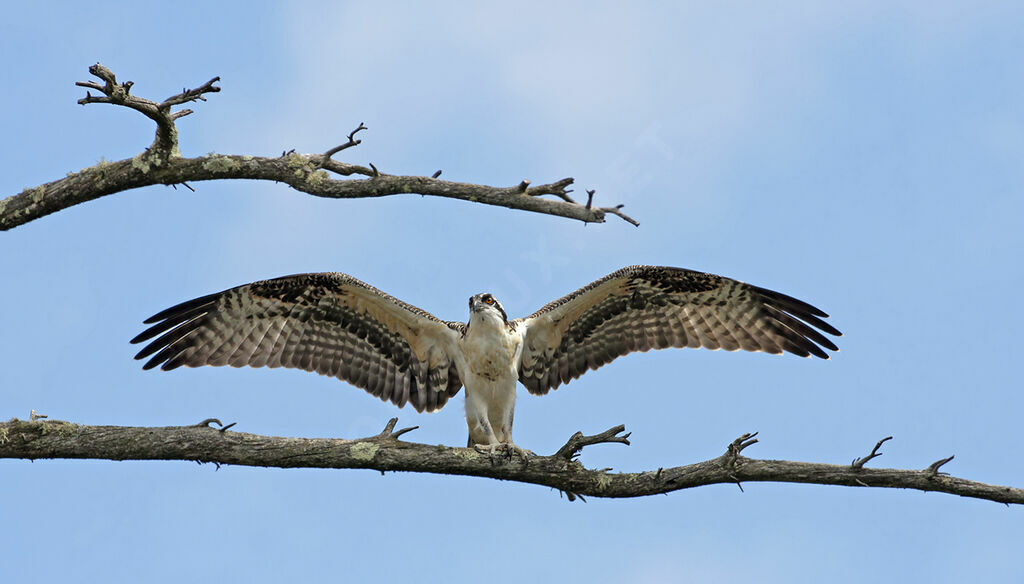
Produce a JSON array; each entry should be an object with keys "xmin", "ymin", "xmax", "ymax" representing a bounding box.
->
[
  {"xmin": 131, "ymin": 273, "xmax": 465, "ymax": 412},
  {"xmin": 517, "ymin": 266, "xmax": 841, "ymax": 395}
]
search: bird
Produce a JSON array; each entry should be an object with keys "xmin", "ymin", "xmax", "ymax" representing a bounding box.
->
[{"xmin": 131, "ymin": 265, "xmax": 840, "ymax": 453}]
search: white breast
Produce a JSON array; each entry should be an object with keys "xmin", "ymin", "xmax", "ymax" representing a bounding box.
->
[
  {"xmin": 457, "ymin": 309, "xmax": 525, "ymax": 446},
  {"xmin": 459, "ymin": 316, "xmax": 521, "ymax": 383}
]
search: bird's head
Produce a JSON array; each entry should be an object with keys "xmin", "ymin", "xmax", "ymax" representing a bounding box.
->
[{"xmin": 468, "ymin": 292, "xmax": 508, "ymax": 324}]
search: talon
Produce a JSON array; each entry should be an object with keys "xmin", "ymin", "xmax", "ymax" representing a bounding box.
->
[
  {"xmin": 514, "ymin": 444, "xmax": 534, "ymax": 462},
  {"xmin": 473, "ymin": 442, "xmax": 532, "ymax": 463},
  {"xmin": 473, "ymin": 442, "xmax": 504, "ymax": 465},
  {"xmin": 503, "ymin": 442, "xmax": 533, "ymax": 462}
]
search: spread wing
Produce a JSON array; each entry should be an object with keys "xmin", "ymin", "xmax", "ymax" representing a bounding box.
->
[
  {"xmin": 516, "ymin": 265, "xmax": 841, "ymax": 395},
  {"xmin": 131, "ymin": 273, "xmax": 466, "ymax": 412}
]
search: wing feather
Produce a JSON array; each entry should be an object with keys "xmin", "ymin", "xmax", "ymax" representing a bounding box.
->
[
  {"xmin": 517, "ymin": 265, "xmax": 841, "ymax": 395},
  {"xmin": 247, "ymin": 317, "xmax": 284, "ymax": 368},
  {"xmin": 132, "ymin": 273, "xmax": 465, "ymax": 413}
]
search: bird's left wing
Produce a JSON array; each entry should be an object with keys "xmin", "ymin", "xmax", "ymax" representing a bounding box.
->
[
  {"xmin": 516, "ymin": 265, "xmax": 841, "ymax": 395},
  {"xmin": 131, "ymin": 273, "xmax": 466, "ymax": 412}
]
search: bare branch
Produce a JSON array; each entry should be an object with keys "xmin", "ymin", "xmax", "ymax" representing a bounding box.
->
[
  {"xmin": 73, "ymin": 63, "xmax": 220, "ymax": 158},
  {"xmin": 925, "ymin": 455, "xmax": 955, "ymax": 477},
  {"xmin": 1, "ymin": 154, "xmax": 626, "ymax": 231},
  {"xmin": 161, "ymin": 77, "xmax": 221, "ymax": 108},
  {"xmin": 1, "ymin": 418, "xmax": 1020, "ymax": 505},
  {"xmin": 320, "ymin": 122, "xmax": 368, "ymax": 163},
  {"xmin": 1, "ymin": 64, "xmax": 632, "ymax": 231},
  {"xmin": 721, "ymin": 432, "xmax": 759, "ymax": 468},
  {"xmin": 852, "ymin": 436, "xmax": 893, "ymax": 469},
  {"xmin": 533, "ymin": 179, "xmax": 578, "ymax": 203},
  {"xmin": 377, "ymin": 417, "xmax": 419, "ymax": 440},
  {"xmin": 553, "ymin": 425, "xmax": 631, "ymax": 460},
  {"xmin": 601, "ymin": 204, "xmax": 640, "ymax": 227}
]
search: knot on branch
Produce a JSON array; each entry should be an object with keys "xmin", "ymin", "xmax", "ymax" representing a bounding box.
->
[
  {"xmin": 924, "ymin": 455, "xmax": 955, "ymax": 478},
  {"xmin": 192, "ymin": 418, "xmax": 237, "ymax": 433},
  {"xmin": 720, "ymin": 432, "xmax": 759, "ymax": 469},
  {"xmin": 75, "ymin": 64, "xmax": 132, "ymax": 104},
  {"xmin": 719, "ymin": 432, "xmax": 759, "ymax": 491}
]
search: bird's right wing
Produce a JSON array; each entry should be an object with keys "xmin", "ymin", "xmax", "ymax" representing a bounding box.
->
[{"xmin": 131, "ymin": 273, "xmax": 466, "ymax": 412}]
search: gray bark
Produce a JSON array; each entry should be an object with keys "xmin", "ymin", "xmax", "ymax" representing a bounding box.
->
[{"xmin": 3, "ymin": 418, "xmax": 1020, "ymax": 504}]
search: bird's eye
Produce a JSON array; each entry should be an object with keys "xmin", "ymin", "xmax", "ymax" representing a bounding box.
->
[{"xmin": 484, "ymin": 296, "xmax": 494, "ymax": 304}]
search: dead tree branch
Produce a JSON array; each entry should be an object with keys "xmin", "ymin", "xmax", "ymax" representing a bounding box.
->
[
  {"xmin": 852, "ymin": 435, "xmax": 893, "ymax": 469},
  {"xmin": 2, "ymin": 417, "xmax": 1020, "ymax": 505},
  {"xmin": 0, "ymin": 64, "xmax": 637, "ymax": 231}
]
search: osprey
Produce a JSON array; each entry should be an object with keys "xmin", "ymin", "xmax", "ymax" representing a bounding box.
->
[{"xmin": 132, "ymin": 265, "xmax": 840, "ymax": 452}]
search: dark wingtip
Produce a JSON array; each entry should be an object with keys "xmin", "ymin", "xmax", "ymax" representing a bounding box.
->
[
  {"xmin": 817, "ymin": 321, "xmax": 842, "ymax": 337},
  {"xmin": 141, "ymin": 355, "xmax": 162, "ymax": 370},
  {"xmin": 807, "ymin": 344, "xmax": 829, "ymax": 359},
  {"xmin": 141, "ymin": 292, "xmax": 222, "ymax": 324},
  {"xmin": 818, "ymin": 337, "xmax": 840, "ymax": 352},
  {"xmin": 129, "ymin": 331, "xmax": 151, "ymax": 345}
]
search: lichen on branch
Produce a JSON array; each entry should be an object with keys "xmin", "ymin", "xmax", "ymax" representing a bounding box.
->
[{"xmin": 2, "ymin": 417, "xmax": 1020, "ymax": 505}]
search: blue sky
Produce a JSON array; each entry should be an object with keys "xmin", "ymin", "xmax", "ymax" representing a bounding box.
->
[{"xmin": 2, "ymin": 2, "xmax": 1023, "ymax": 582}]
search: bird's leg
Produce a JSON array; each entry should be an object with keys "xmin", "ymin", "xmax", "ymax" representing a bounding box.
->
[
  {"xmin": 463, "ymin": 375, "xmax": 530, "ymax": 460},
  {"xmin": 471, "ymin": 414, "xmax": 524, "ymax": 461},
  {"xmin": 465, "ymin": 389, "xmax": 502, "ymax": 447},
  {"xmin": 495, "ymin": 405, "xmax": 532, "ymax": 461},
  {"xmin": 468, "ymin": 414, "xmax": 501, "ymax": 449}
]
